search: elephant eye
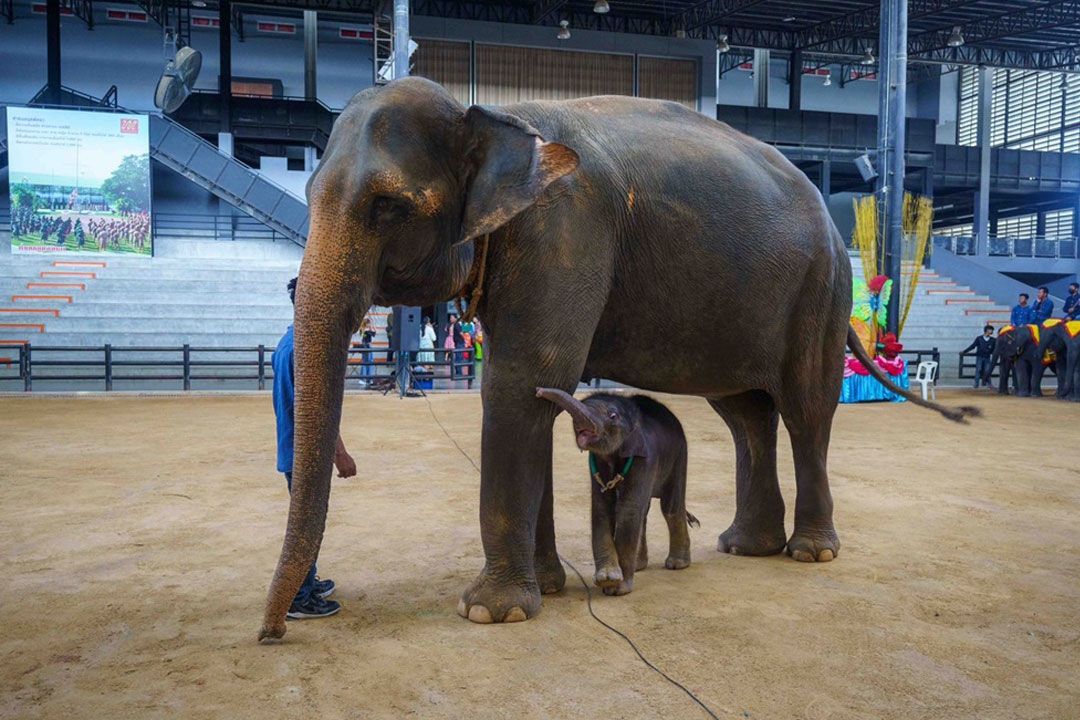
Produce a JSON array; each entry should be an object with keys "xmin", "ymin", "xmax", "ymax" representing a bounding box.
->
[
  {"xmin": 369, "ymin": 195, "xmax": 411, "ymax": 227},
  {"xmin": 609, "ymin": 412, "xmax": 618, "ymax": 421}
]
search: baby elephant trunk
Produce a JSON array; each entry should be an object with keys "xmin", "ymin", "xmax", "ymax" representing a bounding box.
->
[{"xmin": 536, "ymin": 387, "xmax": 605, "ymax": 451}]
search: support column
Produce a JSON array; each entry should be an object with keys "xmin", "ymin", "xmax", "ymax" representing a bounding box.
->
[
  {"xmin": 304, "ymin": 146, "xmax": 316, "ymax": 172},
  {"xmin": 391, "ymin": 0, "xmax": 415, "ymax": 395},
  {"xmin": 46, "ymin": 0, "xmax": 60, "ymax": 103},
  {"xmin": 788, "ymin": 49, "xmax": 802, "ymax": 111},
  {"xmin": 218, "ymin": 0, "xmax": 232, "ymax": 153},
  {"xmin": 974, "ymin": 66, "xmax": 992, "ymax": 256},
  {"xmin": 820, "ymin": 158, "xmax": 831, "ymax": 199},
  {"xmin": 303, "ymin": 10, "xmax": 317, "ymax": 101},
  {"xmin": 875, "ymin": 0, "xmax": 906, "ymax": 335},
  {"xmin": 753, "ymin": 48, "xmax": 770, "ymax": 108}
]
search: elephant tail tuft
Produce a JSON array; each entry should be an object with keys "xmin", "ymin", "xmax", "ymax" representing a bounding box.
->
[{"xmin": 686, "ymin": 510, "xmax": 701, "ymax": 529}]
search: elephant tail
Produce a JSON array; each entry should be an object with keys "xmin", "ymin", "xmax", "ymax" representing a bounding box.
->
[
  {"xmin": 846, "ymin": 325, "xmax": 982, "ymax": 424},
  {"xmin": 685, "ymin": 510, "xmax": 701, "ymax": 529}
]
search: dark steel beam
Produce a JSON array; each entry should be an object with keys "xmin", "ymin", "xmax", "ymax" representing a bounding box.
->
[
  {"xmin": 798, "ymin": 0, "xmax": 984, "ymax": 51},
  {"xmin": 233, "ymin": 5, "xmax": 244, "ymax": 40},
  {"xmin": 60, "ymin": 0, "xmax": 93, "ymax": 28},
  {"xmin": 220, "ymin": 0, "xmax": 232, "ymax": 134},
  {"xmin": 2, "ymin": 0, "xmax": 13, "ymax": 25},
  {"xmin": 47, "ymin": 0, "xmax": 61, "ymax": 101},
  {"xmin": 532, "ymin": 0, "xmax": 568, "ymax": 24},
  {"xmin": 909, "ymin": 1, "xmax": 1080, "ymax": 58},
  {"xmin": 677, "ymin": 0, "xmax": 770, "ymax": 31}
]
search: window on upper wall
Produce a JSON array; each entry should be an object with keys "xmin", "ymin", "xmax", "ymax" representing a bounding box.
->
[
  {"xmin": 1043, "ymin": 209, "xmax": 1075, "ymax": 239},
  {"xmin": 996, "ymin": 214, "xmax": 1038, "ymax": 238},
  {"xmin": 936, "ymin": 224, "xmax": 973, "ymax": 237},
  {"xmin": 958, "ymin": 67, "xmax": 1079, "ymax": 153}
]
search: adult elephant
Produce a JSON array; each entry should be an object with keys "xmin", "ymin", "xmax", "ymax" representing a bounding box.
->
[
  {"xmin": 258, "ymin": 78, "xmax": 975, "ymax": 640},
  {"xmin": 1036, "ymin": 320, "xmax": 1080, "ymax": 400},
  {"xmin": 994, "ymin": 323, "xmax": 1060, "ymax": 398}
]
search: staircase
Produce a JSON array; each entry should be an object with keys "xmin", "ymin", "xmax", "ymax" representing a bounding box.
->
[{"xmin": 851, "ymin": 258, "xmax": 1012, "ymax": 382}]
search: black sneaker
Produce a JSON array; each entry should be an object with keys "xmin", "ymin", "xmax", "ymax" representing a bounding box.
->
[
  {"xmin": 313, "ymin": 577, "xmax": 335, "ymax": 599},
  {"xmin": 286, "ymin": 594, "xmax": 341, "ymax": 620}
]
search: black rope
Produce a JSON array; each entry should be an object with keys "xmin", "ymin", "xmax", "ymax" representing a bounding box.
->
[{"xmin": 424, "ymin": 396, "xmax": 721, "ymax": 720}]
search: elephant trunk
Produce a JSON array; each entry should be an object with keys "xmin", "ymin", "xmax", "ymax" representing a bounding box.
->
[
  {"xmin": 259, "ymin": 223, "xmax": 368, "ymax": 643},
  {"xmin": 536, "ymin": 387, "xmax": 604, "ymax": 451}
]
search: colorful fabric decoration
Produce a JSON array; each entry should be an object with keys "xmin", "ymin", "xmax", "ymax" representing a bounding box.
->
[
  {"xmin": 840, "ymin": 355, "xmax": 908, "ymax": 404},
  {"xmin": 1067, "ymin": 321, "xmax": 1080, "ymax": 339}
]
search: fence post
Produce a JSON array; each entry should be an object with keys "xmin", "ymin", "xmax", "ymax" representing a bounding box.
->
[
  {"xmin": 104, "ymin": 343, "xmax": 113, "ymax": 391},
  {"xmin": 257, "ymin": 345, "xmax": 266, "ymax": 390},
  {"xmin": 183, "ymin": 344, "xmax": 191, "ymax": 391},
  {"xmin": 24, "ymin": 344, "xmax": 31, "ymax": 392}
]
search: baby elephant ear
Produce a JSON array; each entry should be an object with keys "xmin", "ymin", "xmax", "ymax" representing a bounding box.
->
[
  {"xmin": 458, "ymin": 105, "xmax": 579, "ymax": 245},
  {"xmin": 622, "ymin": 427, "xmax": 649, "ymax": 458}
]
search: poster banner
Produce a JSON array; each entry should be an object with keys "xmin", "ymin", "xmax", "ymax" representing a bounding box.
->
[{"xmin": 7, "ymin": 106, "xmax": 152, "ymax": 256}]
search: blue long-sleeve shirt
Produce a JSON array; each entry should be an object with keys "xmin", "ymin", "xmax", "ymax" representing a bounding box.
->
[
  {"xmin": 272, "ymin": 325, "xmax": 296, "ymax": 473},
  {"xmin": 1011, "ymin": 304, "xmax": 1034, "ymax": 326},
  {"xmin": 1032, "ymin": 298, "xmax": 1054, "ymax": 323},
  {"xmin": 1065, "ymin": 294, "xmax": 1080, "ymax": 320}
]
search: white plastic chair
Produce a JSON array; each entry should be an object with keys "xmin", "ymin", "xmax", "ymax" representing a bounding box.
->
[{"xmin": 914, "ymin": 361, "xmax": 938, "ymax": 401}]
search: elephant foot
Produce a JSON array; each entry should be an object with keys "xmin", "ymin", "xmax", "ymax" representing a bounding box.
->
[
  {"xmin": 664, "ymin": 554, "xmax": 690, "ymax": 570},
  {"xmin": 534, "ymin": 552, "xmax": 566, "ymax": 595},
  {"xmin": 457, "ymin": 570, "xmax": 540, "ymax": 624},
  {"xmin": 717, "ymin": 521, "xmax": 787, "ymax": 557},
  {"xmin": 786, "ymin": 525, "xmax": 840, "ymax": 563},
  {"xmin": 594, "ymin": 563, "xmax": 623, "ymax": 593},
  {"xmin": 601, "ymin": 577, "xmax": 634, "ymax": 596}
]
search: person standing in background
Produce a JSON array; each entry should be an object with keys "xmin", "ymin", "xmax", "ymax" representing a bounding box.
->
[
  {"xmin": 418, "ymin": 316, "xmax": 436, "ymax": 369},
  {"xmin": 358, "ymin": 316, "xmax": 376, "ymax": 386},
  {"xmin": 961, "ymin": 325, "xmax": 996, "ymax": 388}
]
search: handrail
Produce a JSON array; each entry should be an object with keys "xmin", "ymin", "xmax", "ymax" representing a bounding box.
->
[
  {"xmin": 187, "ymin": 88, "xmax": 343, "ymax": 114},
  {"xmin": 933, "ymin": 234, "xmax": 1079, "ymax": 259},
  {"xmin": 0, "ymin": 344, "xmax": 479, "ymax": 392}
]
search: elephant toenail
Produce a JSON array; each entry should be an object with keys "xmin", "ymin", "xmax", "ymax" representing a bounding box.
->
[
  {"xmin": 791, "ymin": 549, "xmax": 815, "ymax": 562},
  {"xmin": 503, "ymin": 607, "xmax": 527, "ymax": 623},
  {"xmin": 818, "ymin": 549, "xmax": 835, "ymax": 562},
  {"xmin": 456, "ymin": 599, "xmax": 468, "ymax": 618},
  {"xmin": 468, "ymin": 605, "xmax": 494, "ymax": 623}
]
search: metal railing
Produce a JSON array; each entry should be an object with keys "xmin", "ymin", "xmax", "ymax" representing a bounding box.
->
[
  {"xmin": 933, "ymin": 234, "xmax": 1079, "ymax": 259},
  {"xmin": 0, "ymin": 343, "xmax": 480, "ymax": 392},
  {"xmin": 1, "ymin": 342, "xmax": 940, "ymax": 393},
  {"xmin": 958, "ymin": 351, "xmax": 1000, "ymax": 381},
  {"xmin": 151, "ymin": 213, "xmax": 293, "ymax": 244}
]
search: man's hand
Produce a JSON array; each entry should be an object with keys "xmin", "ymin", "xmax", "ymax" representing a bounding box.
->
[
  {"xmin": 334, "ymin": 434, "xmax": 356, "ymax": 478},
  {"xmin": 334, "ymin": 450, "xmax": 357, "ymax": 478}
]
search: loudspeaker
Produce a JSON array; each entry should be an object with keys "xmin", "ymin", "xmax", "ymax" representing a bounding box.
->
[
  {"xmin": 393, "ymin": 306, "xmax": 421, "ymax": 352},
  {"xmin": 854, "ymin": 153, "xmax": 878, "ymax": 182}
]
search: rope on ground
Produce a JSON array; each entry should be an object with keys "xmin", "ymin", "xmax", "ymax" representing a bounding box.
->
[{"xmin": 424, "ymin": 395, "xmax": 721, "ymax": 720}]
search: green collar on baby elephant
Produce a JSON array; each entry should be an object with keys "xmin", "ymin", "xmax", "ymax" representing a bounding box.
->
[{"xmin": 589, "ymin": 454, "xmax": 635, "ymax": 493}]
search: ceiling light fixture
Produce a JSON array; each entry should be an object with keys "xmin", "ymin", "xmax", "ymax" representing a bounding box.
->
[
  {"xmin": 859, "ymin": 48, "xmax": 875, "ymax": 66},
  {"xmin": 593, "ymin": 0, "xmax": 610, "ymax": 13},
  {"xmin": 783, "ymin": 16, "xmax": 795, "ymax": 22},
  {"xmin": 823, "ymin": 72, "xmax": 832, "ymax": 87},
  {"xmin": 716, "ymin": 34, "xmax": 730, "ymax": 53},
  {"xmin": 946, "ymin": 26, "xmax": 964, "ymax": 48},
  {"xmin": 557, "ymin": 19, "xmax": 571, "ymax": 40}
]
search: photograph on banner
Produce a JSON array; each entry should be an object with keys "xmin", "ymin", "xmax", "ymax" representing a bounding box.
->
[{"xmin": 7, "ymin": 106, "xmax": 152, "ymax": 256}]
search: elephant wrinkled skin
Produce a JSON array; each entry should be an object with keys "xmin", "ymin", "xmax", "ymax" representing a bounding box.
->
[{"xmin": 259, "ymin": 78, "xmax": 975, "ymax": 641}]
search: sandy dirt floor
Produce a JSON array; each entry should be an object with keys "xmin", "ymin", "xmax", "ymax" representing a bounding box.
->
[{"xmin": 1, "ymin": 391, "xmax": 1078, "ymax": 719}]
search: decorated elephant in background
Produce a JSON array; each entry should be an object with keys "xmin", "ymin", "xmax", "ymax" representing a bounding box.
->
[
  {"xmin": 259, "ymin": 77, "xmax": 977, "ymax": 641},
  {"xmin": 1036, "ymin": 320, "xmax": 1080, "ymax": 401},
  {"xmin": 993, "ymin": 324, "xmax": 1061, "ymax": 397}
]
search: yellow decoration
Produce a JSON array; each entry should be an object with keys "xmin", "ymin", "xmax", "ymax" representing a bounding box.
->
[
  {"xmin": 1043, "ymin": 318, "xmax": 1063, "ymax": 328},
  {"xmin": 1067, "ymin": 321, "xmax": 1080, "ymax": 338},
  {"xmin": 1029, "ymin": 324, "xmax": 1040, "ymax": 345},
  {"xmin": 850, "ymin": 317, "xmax": 875, "ymax": 357},
  {"xmin": 850, "ymin": 192, "xmax": 933, "ymax": 339}
]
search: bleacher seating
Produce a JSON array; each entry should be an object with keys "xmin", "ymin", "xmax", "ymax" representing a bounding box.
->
[{"xmin": 850, "ymin": 258, "xmax": 1012, "ymax": 381}]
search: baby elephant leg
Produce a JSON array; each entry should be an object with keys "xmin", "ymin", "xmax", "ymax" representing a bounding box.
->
[
  {"xmin": 592, "ymin": 490, "xmax": 623, "ymax": 592},
  {"xmin": 661, "ymin": 459, "xmax": 692, "ymax": 570},
  {"xmin": 637, "ymin": 512, "xmax": 649, "ymax": 571},
  {"xmin": 609, "ymin": 504, "xmax": 645, "ymax": 596}
]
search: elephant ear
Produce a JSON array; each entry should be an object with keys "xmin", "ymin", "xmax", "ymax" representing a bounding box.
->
[{"xmin": 457, "ymin": 105, "xmax": 579, "ymax": 245}]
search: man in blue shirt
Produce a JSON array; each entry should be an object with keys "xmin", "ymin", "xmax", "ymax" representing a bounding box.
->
[
  {"xmin": 961, "ymin": 324, "xmax": 996, "ymax": 388},
  {"xmin": 1064, "ymin": 283, "xmax": 1079, "ymax": 320},
  {"xmin": 1011, "ymin": 293, "xmax": 1034, "ymax": 327},
  {"xmin": 1031, "ymin": 286, "xmax": 1054, "ymax": 323},
  {"xmin": 273, "ymin": 277, "xmax": 357, "ymax": 620}
]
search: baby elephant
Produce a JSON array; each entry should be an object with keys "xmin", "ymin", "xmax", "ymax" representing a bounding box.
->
[{"xmin": 537, "ymin": 388, "xmax": 698, "ymax": 596}]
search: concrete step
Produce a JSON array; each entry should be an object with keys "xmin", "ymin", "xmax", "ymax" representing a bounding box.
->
[{"xmin": 1, "ymin": 304, "xmax": 295, "ymax": 320}]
